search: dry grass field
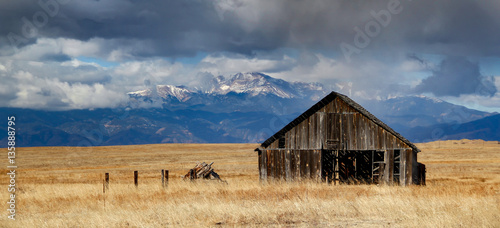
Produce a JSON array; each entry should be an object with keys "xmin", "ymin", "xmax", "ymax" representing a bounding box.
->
[{"xmin": 1, "ymin": 140, "xmax": 499, "ymax": 227}]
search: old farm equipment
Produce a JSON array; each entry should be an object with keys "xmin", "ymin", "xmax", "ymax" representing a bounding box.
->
[{"xmin": 183, "ymin": 162, "xmax": 225, "ymax": 182}]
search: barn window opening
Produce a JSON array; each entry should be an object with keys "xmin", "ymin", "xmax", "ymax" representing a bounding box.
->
[
  {"xmin": 339, "ymin": 151, "xmax": 355, "ymax": 183},
  {"xmin": 321, "ymin": 150, "xmax": 335, "ymax": 183},
  {"xmin": 278, "ymin": 137, "xmax": 286, "ymax": 148},
  {"xmin": 356, "ymin": 151, "xmax": 372, "ymax": 183}
]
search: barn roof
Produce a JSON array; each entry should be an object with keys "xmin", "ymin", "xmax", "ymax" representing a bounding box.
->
[{"xmin": 260, "ymin": 91, "xmax": 420, "ymax": 152}]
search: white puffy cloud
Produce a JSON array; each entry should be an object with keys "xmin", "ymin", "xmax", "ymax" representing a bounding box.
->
[
  {"xmin": 0, "ymin": 39, "xmax": 191, "ymax": 110},
  {"xmin": 0, "ymin": 35, "xmax": 499, "ymax": 112},
  {"xmin": 197, "ymin": 53, "xmax": 296, "ymax": 76},
  {"xmin": 7, "ymin": 70, "xmax": 128, "ymax": 110},
  {"xmin": 7, "ymin": 37, "xmax": 152, "ymax": 63},
  {"xmin": 112, "ymin": 59, "xmax": 186, "ymax": 91},
  {"xmin": 445, "ymin": 94, "xmax": 500, "ymax": 113}
]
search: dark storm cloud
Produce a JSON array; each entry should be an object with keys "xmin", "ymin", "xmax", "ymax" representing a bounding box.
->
[
  {"xmin": 0, "ymin": 0, "xmax": 283, "ymax": 56},
  {"xmin": 415, "ymin": 56, "xmax": 497, "ymax": 97},
  {"xmin": 2, "ymin": 0, "xmax": 500, "ymax": 58}
]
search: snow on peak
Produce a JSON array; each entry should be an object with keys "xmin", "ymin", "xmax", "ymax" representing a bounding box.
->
[
  {"xmin": 414, "ymin": 95, "xmax": 444, "ymax": 103},
  {"xmin": 156, "ymin": 85, "xmax": 193, "ymax": 102},
  {"xmin": 214, "ymin": 72, "xmax": 296, "ymax": 98},
  {"xmin": 127, "ymin": 72, "xmax": 327, "ymax": 101},
  {"xmin": 127, "ymin": 89, "xmax": 152, "ymax": 97}
]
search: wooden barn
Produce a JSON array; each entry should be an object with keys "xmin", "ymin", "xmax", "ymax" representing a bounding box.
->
[{"xmin": 255, "ymin": 91, "xmax": 425, "ymax": 186}]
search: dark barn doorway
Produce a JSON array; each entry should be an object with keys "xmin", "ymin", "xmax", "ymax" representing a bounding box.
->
[
  {"xmin": 321, "ymin": 150, "xmax": 335, "ymax": 183},
  {"xmin": 321, "ymin": 150, "xmax": 386, "ymax": 184}
]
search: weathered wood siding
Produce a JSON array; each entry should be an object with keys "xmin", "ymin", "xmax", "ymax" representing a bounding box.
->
[
  {"xmin": 261, "ymin": 97, "xmax": 417, "ymax": 185},
  {"xmin": 258, "ymin": 149, "xmax": 322, "ymax": 181},
  {"xmin": 265, "ymin": 98, "xmax": 413, "ymax": 151}
]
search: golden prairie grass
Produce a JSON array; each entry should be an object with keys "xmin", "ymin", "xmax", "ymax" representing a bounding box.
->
[{"xmin": 1, "ymin": 140, "xmax": 500, "ymax": 227}]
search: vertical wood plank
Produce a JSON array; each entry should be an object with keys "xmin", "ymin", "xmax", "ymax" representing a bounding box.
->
[
  {"xmin": 383, "ymin": 150, "xmax": 390, "ymax": 184},
  {"xmin": 285, "ymin": 131, "xmax": 290, "ymax": 149},
  {"xmin": 269, "ymin": 151, "xmax": 274, "ymax": 179},
  {"xmin": 275, "ymin": 150, "xmax": 280, "ymax": 180},
  {"xmin": 316, "ymin": 150, "xmax": 321, "ymax": 181},
  {"xmin": 388, "ymin": 150, "xmax": 394, "ymax": 185},
  {"xmin": 370, "ymin": 122, "xmax": 375, "ymax": 149},
  {"xmin": 351, "ymin": 114, "xmax": 355, "ymax": 150},
  {"xmin": 310, "ymin": 114, "xmax": 316, "ymax": 148},
  {"xmin": 300, "ymin": 150, "xmax": 306, "ymax": 178},
  {"xmin": 400, "ymin": 150, "xmax": 406, "ymax": 186},
  {"xmin": 304, "ymin": 120, "xmax": 309, "ymax": 149},
  {"xmin": 318, "ymin": 112, "xmax": 325, "ymax": 149},
  {"xmin": 263, "ymin": 151, "xmax": 268, "ymax": 180},
  {"xmin": 309, "ymin": 150, "xmax": 316, "ymax": 180},
  {"xmin": 266, "ymin": 151, "xmax": 272, "ymax": 180},
  {"xmin": 296, "ymin": 123, "xmax": 301, "ymax": 150},
  {"xmin": 406, "ymin": 149, "xmax": 412, "ymax": 185},
  {"xmin": 286, "ymin": 150, "xmax": 291, "ymax": 181},
  {"xmin": 262, "ymin": 151, "xmax": 266, "ymax": 179},
  {"xmin": 291, "ymin": 150, "xmax": 295, "ymax": 180},
  {"xmin": 305, "ymin": 150, "xmax": 311, "ymax": 178},
  {"xmin": 295, "ymin": 150, "xmax": 301, "ymax": 179},
  {"xmin": 281, "ymin": 149, "xmax": 286, "ymax": 180}
]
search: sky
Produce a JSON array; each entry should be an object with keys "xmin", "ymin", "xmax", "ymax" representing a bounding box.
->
[{"xmin": 0, "ymin": 0, "xmax": 500, "ymax": 112}]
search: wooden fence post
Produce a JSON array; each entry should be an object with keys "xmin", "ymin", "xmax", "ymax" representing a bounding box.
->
[
  {"xmin": 134, "ymin": 171, "xmax": 138, "ymax": 187},
  {"xmin": 105, "ymin": 173, "xmax": 109, "ymax": 190},
  {"xmin": 161, "ymin": 169, "xmax": 165, "ymax": 187}
]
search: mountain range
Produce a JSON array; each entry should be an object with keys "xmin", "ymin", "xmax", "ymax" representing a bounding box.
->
[
  {"xmin": 127, "ymin": 72, "xmax": 327, "ymax": 114},
  {"xmin": 1, "ymin": 72, "xmax": 498, "ymax": 147}
]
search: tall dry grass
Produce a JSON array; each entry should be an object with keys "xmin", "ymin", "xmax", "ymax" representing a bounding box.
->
[{"xmin": 1, "ymin": 140, "xmax": 499, "ymax": 227}]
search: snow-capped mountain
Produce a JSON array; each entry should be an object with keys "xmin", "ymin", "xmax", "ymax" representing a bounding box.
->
[
  {"xmin": 128, "ymin": 72, "xmax": 328, "ymax": 114},
  {"xmin": 127, "ymin": 89, "xmax": 152, "ymax": 97},
  {"xmin": 2, "ymin": 72, "xmax": 498, "ymax": 147},
  {"xmin": 130, "ymin": 72, "xmax": 325, "ymax": 100},
  {"xmin": 128, "ymin": 85, "xmax": 194, "ymax": 102},
  {"xmin": 156, "ymin": 85, "xmax": 193, "ymax": 101},
  {"xmin": 209, "ymin": 72, "xmax": 325, "ymax": 99},
  {"xmin": 214, "ymin": 72, "xmax": 296, "ymax": 98}
]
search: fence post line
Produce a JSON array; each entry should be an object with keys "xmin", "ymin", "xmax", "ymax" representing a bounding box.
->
[{"xmin": 134, "ymin": 171, "xmax": 138, "ymax": 187}]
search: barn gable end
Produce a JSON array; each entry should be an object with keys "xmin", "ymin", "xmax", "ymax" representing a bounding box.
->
[{"xmin": 256, "ymin": 91, "xmax": 424, "ymax": 186}]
